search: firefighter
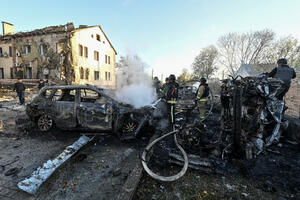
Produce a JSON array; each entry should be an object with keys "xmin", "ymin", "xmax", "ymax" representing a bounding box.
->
[
  {"xmin": 196, "ymin": 77, "xmax": 210, "ymax": 119},
  {"xmin": 162, "ymin": 77, "xmax": 169, "ymax": 97},
  {"xmin": 268, "ymin": 58, "xmax": 296, "ymax": 100},
  {"xmin": 153, "ymin": 76, "xmax": 163, "ymax": 98},
  {"xmin": 166, "ymin": 74, "xmax": 179, "ymax": 126}
]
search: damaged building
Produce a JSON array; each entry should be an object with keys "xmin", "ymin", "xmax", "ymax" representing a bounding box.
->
[{"xmin": 0, "ymin": 21, "xmax": 117, "ymax": 88}]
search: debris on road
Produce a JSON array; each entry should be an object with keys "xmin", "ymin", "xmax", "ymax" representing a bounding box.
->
[{"xmin": 17, "ymin": 135, "xmax": 93, "ymax": 195}]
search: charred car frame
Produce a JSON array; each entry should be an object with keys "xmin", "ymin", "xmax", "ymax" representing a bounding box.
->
[{"xmin": 26, "ymin": 85, "xmax": 154, "ymax": 140}]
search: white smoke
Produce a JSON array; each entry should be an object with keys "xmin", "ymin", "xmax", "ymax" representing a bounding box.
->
[{"xmin": 115, "ymin": 55, "xmax": 157, "ymax": 108}]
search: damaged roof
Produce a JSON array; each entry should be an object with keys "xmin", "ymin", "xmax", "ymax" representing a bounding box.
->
[
  {"xmin": 0, "ymin": 23, "xmax": 75, "ymax": 41},
  {"xmin": 0, "ymin": 22, "xmax": 117, "ymax": 54}
]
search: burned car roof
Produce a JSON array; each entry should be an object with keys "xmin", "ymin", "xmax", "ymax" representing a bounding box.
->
[{"xmin": 39, "ymin": 85, "xmax": 120, "ymax": 105}]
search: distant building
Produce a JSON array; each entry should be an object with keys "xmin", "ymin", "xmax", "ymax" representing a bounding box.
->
[{"xmin": 0, "ymin": 22, "xmax": 117, "ymax": 88}]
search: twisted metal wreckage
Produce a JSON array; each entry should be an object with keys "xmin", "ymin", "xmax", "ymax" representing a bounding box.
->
[
  {"xmin": 142, "ymin": 74, "xmax": 290, "ymax": 182},
  {"xmin": 17, "ymin": 75, "xmax": 291, "ymax": 194}
]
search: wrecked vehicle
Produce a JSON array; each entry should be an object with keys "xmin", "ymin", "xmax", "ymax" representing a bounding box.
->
[
  {"xmin": 220, "ymin": 74, "xmax": 288, "ymax": 159},
  {"xmin": 26, "ymin": 85, "xmax": 155, "ymax": 140}
]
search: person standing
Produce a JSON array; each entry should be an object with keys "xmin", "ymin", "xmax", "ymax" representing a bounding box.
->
[
  {"xmin": 268, "ymin": 58, "xmax": 296, "ymax": 100},
  {"xmin": 196, "ymin": 78, "xmax": 210, "ymax": 119},
  {"xmin": 38, "ymin": 79, "xmax": 45, "ymax": 90},
  {"xmin": 13, "ymin": 79, "xmax": 26, "ymax": 105},
  {"xmin": 165, "ymin": 74, "xmax": 179, "ymax": 126},
  {"xmin": 153, "ymin": 76, "xmax": 163, "ymax": 98}
]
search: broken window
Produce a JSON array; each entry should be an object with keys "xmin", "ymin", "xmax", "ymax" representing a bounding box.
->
[
  {"xmin": 55, "ymin": 89, "xmax": 76, "ymax": 102},
  {"xmin": 94, "ymin": 51, "xmax": 99, "ymax": 61},
  {"xmin": 0, "ymin": 68, "xmax": 4, "ymax": 79},
  {"xmin": 84, "ymin": 46, "xmax": 88, "ymax": 58},
  {"xmin": 96, "ymin": 34, "xmax": 100, "ymax": 41},
  {"xmin": 80, "ymin": 89, "xmax": 100, "ymax": 103},
  {"xmin": 9, "ymin": 46, "xmax": 12, "ymax": 57},
  {"xmin": 56, "ymin": 43, "xmax": 64, "ymax": 54},
  {"xmin": 41, "ymin": 89, "xmax": 53, "ymax": 99},
  {"xmin": 85, "ymin": 68, "xmax": 89, "ymax": 80},
  {"xmin": 79, "ymin": 44, "xmax": 83, "ymax": 56},
  {"xmin": 40, "ymin": 44, "xmax": 48, "ymax": 56},
  {"xmin": 80, "ymin": 67, "xmax": 84, "ymax": 79},
  {"xmin": 94, "ymin": 71, "xmax": 99, "ymax": 80}
]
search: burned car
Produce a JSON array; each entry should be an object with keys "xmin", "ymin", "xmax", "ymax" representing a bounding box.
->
[{"xmin": 26, "ymin": 85, "xmax": 155, "ymax": 140}]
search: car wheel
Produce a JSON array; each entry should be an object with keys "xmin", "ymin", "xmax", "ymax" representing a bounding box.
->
[
  {"xmin": 119, "ymin": 118, "xmax": 138, "ymax": 140},
  {"xmin": 37, "ymin": 114, "xmax": 53, "ymax": 132}
]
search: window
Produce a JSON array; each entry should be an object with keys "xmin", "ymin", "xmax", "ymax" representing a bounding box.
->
[
  {"xmin": 52, "ymin": 89, "xmax": 76, "ymax": 102},
  {"xmin": 80, "ymin": 67, "xmax": 84, "ymax": 79},
  {"xmin": 96, "ymin": 34, "xmax": 100, "ymax": 41},
  {"xmin": 40, "ymin": 44, "xmax": 48, "ymax": 55},
  {"xmin": 0, "ymin": 68, "xmax": 4, "ymax": 79},
  {"xmin": 56, "ymin": 43, "xmax": 64, "ymax": 54},
  {"xmin": 10, "ymin": 68, "xmax": 14, "ymax": 79},
  {"xmin": 84, "ymin": 46, "xmax": 88, "ymax": 58},
  {"xmin": 94, "ymin": 51, "xmax": 99, "ymax": 61},
  {"xmin": 9, "ymin": 46, "xmax": 12, "ymax": 57},
  {"xmin": 22, "ymin": 45, "xmax": 31, "ymax": 54},
  {"xmin": 105, "ymin": 55, "xmax": 107, "ymax": 64},
  {"xmin": 25, "ymin": 67, "xmax": 32, "ymax": 79},
  {"xmin": 0, "ymin": 47, "xmax": 2, "ymax": 55},
  {"xmin": 105, "ymin": 72, "xmax": 111, "ymax": 81},
  {"xmin": 85, "ymin": 68, "xmax": 89, "ymax": 80},
  {"xmin": 108, "ymin": 56, "xmax": 111, "ymax": 64},
  {"xmin": 91, "ymin": 34, "xmax": 94, "ymax": 38},
  {"xmin": 79, "ymin": 44, "xmax": 83, "ymax": 56},
  {"xmin": 94, "ymin": 71, "xmax": 99, "ymax": 80},
  {"xmin": 41, "ymin": 89, "xmax": 54, "ymax": 99}
]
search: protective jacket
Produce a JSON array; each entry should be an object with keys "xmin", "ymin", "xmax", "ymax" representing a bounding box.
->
[
  {"xmin": 166, "ymin": 82, "xmax": 179, "ymax": 104},
  {"xmin": 268, "ymin": 65, "xmax": 296, "ymax": 87},
  {"xmin": 197, "ymin": 83, "xmax": 209, "ymax": 99}
]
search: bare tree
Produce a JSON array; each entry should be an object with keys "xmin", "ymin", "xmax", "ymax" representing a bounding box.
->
[
  {"xmin": 192, "ymin": 45, "xmax": 218, "ymax": 79},
  {"xmin": 218, "ymin": 29, "xmax": 275, "ymax": 76},
  {"xmin": 261, "ymin": 36, "xmax": 300, "ymax": 68}
]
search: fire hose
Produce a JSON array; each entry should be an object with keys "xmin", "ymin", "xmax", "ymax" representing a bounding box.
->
[{"xmin": 141, "ymin": 129, "xmax": 189, "ymax": 182}]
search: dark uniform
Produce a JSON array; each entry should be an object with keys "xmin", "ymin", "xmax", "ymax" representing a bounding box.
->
[
  {"xmin": 38, "ymin": 80, "xmax": 45, "ymax": 90},
  {"xmin": 268, "ymin": 58, "xmax": 296, "ymax": 100},
  {"xmin": 153, "ymin": 77, "xmax": 163, "ymax": 98},
  {"xmin": 165, "ymin": 75, "xmax": 179, "ymax": 125},
  {"xmin": 13, "ymin": 80, "xmax": 26, "ymax": 105}
]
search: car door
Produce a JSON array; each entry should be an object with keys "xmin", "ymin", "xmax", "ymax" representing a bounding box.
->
[
  {"xmin": 77, "ymin": 88, "xmax": 113, "ymax": 131},
  {"xmin": 51, "ymin": 88, "xmax": 78, "ymax": 129}
]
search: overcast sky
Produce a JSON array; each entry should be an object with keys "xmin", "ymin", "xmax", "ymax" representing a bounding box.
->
[{"xmin": 1, "ymin": 0, "xmax": 300, "ymax": 78}]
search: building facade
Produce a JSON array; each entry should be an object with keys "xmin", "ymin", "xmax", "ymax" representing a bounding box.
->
[{"xmin": 0, "ymin": 22, "xmax": 117, "ymax": 88}]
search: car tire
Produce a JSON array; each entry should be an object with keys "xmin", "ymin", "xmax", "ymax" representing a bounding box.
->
[{"xmin": 37, "ymin": 114, "xmax": 54, "ymax": 132}]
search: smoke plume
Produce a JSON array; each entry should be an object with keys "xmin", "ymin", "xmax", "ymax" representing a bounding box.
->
[{"xmin": 115, "ymin": 55, "xmax": 157, "ymax": 108}]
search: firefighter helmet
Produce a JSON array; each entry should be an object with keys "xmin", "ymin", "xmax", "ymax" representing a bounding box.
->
[
  {"xmin": 277, "ymin": 58, "xmax": 288, "ymax": 65},
  {"xmin": 200, "ymin": 77, "xmax": 207, "ymax": 83},
  {"xmin": 169, "ymin": 74, "xmax": 176, "ymax": 81}
]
